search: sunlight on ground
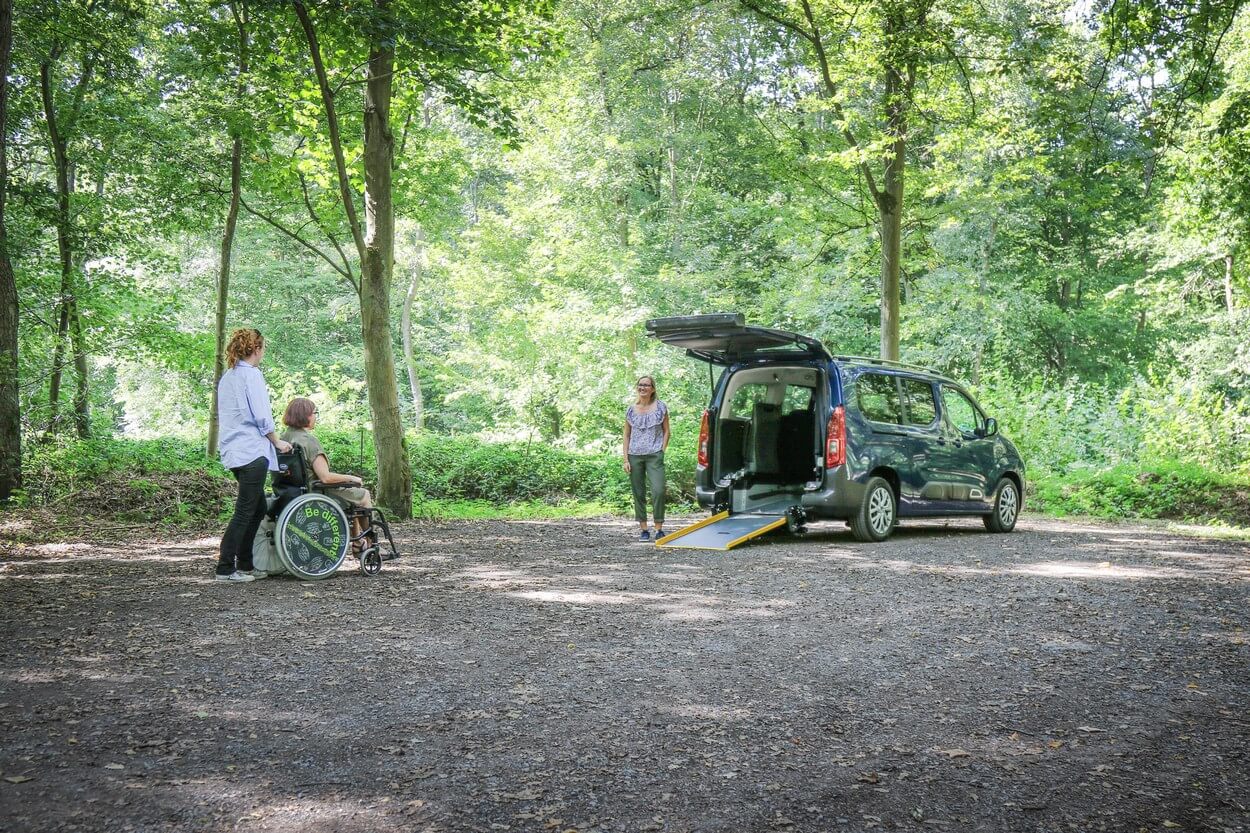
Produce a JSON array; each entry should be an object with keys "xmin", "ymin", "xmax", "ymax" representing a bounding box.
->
[
  {"xmin": 504, "ymin": 586, "xmax": 795, "ymax": 622},
  {"xmin": 510, "ymin": 589, "xmax": 636, "ymax": 606},
  {"xmin": 1015, "ymin": 560, "xmax": 1176, "ymax": 580},
  {"xmin": 654, "ymin": 702, "xmax": 754, "ymax": 721}
]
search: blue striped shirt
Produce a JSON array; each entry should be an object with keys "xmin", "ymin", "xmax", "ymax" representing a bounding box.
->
[{"xmin": 216, "ymin": 360, "xmax": 278, "ymax": 471}]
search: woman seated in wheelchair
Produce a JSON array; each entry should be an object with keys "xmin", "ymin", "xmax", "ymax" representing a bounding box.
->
[{"xmin": 280, "ymin": 397, "xmax": 372, "ymax": 549}]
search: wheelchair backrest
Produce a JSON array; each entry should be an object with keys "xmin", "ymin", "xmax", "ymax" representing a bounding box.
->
[{"xmin": 274, "ymin": 449, "xmax": 310, "ymax": 491}]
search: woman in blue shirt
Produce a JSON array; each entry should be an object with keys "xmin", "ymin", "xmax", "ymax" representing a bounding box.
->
[{"xmin": 214, "ymin": 328, "xmax": 292, "ymax": 582}]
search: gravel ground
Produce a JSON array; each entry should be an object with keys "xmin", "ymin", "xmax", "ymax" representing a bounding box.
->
[{"xmin": 1, "ymin": 514, "xmax": 1249, "ymax": 833}]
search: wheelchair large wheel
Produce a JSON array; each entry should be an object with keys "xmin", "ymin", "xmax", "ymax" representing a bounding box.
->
[{"xmin": 274, "ymin": 493, "xmax": 350, "ymax": 580}]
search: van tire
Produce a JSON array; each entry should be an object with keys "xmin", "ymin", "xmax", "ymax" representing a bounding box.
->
[
  {"xmin": 851, "ymin": 477, "xmax": 896, "ymax": 542},
  {"xmin": 983, "ymin": 478, "xmax": 1020, "ymax": 533}
]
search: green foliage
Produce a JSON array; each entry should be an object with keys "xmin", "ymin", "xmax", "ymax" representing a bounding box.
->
[
  {"xmin": 414, "ymin": 498, "xmax": 621, "ymax": 521},
  {"xmin": 976, "ymin": 368, "xmax": 1250, "ymax": 481},
  {"xmin": 6, "ymin": 0, "xmax": 1250, "ymax": 532},
  {"xmin": 408, "ymin": 433, "xmax": 695, "ymax": 512},
  {"xmin": 1032, "ymin": 463, "xmax": 1250, "ymax": 527},
  {"xmin": 12, "ymin": 433, "xmax": 697, "ymax": 525},
  {"xmin": 17, "ymin": 437, "xmax": 234, "ymax": 526}
]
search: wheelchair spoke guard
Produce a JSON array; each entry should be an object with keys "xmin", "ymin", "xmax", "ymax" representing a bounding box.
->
[{"xmin": 275, "ymin": 493, "xmax": 350, "ymax": 580}]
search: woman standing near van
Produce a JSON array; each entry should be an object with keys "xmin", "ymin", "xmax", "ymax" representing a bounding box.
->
[
  {"xmin": 623, "ymin": 375, "xmax": 671, "ymax": 542},
  {"xmin": 215, "ymin": 328, "xmax": 292, "ymax": 582}
]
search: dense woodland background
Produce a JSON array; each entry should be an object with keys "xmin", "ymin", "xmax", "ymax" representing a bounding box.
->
[{"xmin": 0, "ymin": 0, "xmax": 1248, "ymax": 529}]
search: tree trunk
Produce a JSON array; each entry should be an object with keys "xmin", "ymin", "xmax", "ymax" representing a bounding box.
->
[
  {"xmin": 877, "ymin": 57, "xmax": 906, "ymax": 362},
  {"xmin": 208, "ymin": 5, "xmax": 249, "ymax": 458},
  {"xmin": 0, "ymin": 0, "xmax": 19, "ymax": 500},
  {"xmin": 970, "ymin": 217, "xmax": 996, "ymax": 386},
  {"xmin": 294, "ymin": 0, "xmax": 411, "ymax": 517},
  {"xmin": 46, "ymin": 300, "xmax": 69, "ymax": 436},
  {"xmin": 41, "ymin": 61, "xmax": 75, "ymax": 437},
  {"xmin": 70, "ymin": 301, "xmax": 89, "ymax": 437},
  {"xmin": 401, "ymin": 224, "xmax": 424, "ymax": 431},
  {"xmin": 1225, "ymin": 252, "xmax": 1235, "ymax": 317},
  {"xmin": 617, "ymin": 194, "xmax": 629, "ymax": 247},
  {"xmin": 208, "ymin": 135, "xmax": 243, "ymax": 457},
  {"xmin": 361, "ymin": 12, "xmax": 412, "ymax": 517},
  {"xmin": 667, "ymin": 138, "xmax": 680, "ymax": 255}
]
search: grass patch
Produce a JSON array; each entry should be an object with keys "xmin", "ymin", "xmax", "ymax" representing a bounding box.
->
[{"xmin": 1163, "ymin": 522, "xmax": 1250, "ymax": 541}]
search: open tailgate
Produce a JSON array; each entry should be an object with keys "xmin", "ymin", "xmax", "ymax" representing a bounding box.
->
[{"xmin": 645, "ymin": 314, "xmax": 828, "ymax": 364}]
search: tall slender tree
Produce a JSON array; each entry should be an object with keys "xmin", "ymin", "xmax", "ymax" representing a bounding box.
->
[
  {"xmin": 0, "ymin": 0, "xmax": 18, "ymax": 500},
  {"xmin": 742, "ymin": 0, "xmax": 941, "ymax": 360},
  {"xmin": 38, "ymin": 43, "xmax": 95, "ymax": 437},
  {"xmin": 232, "ymin": 0, "xmax": 552, "ymax": 516},
  {"xmin": 207, "ymin": 1, "xmax": 249, "ymax": 459}
]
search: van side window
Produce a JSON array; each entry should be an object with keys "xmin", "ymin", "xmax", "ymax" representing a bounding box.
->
[
  {"xmin": 941, "ymin": 386, "xmax": 984, "ymax": 436},
  {"xmin": 856, "ymin": 373, "xmax": 902, "ymax": 424},
  {"xmin": 901, "ymin": 378, "xmax": 937, "ymax": 426}
]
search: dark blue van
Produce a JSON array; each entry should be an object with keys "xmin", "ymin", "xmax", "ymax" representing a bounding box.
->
[{"xmin": 648, "ymin": 314, "xmax": 1024, "ymax": 542}]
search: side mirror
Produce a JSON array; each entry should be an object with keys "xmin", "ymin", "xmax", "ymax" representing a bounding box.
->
[{"xmin": 976, "ymin": 417, "xmax": 998, "ymax": 438}]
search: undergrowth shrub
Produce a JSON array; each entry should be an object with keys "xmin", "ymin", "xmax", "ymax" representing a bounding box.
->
[
  {"xmin": 18, "ymin": 437, "xmax": 234, "ymax": 526},
  {"xmin": 407, "ymin": 434, "xmax": 696, "ymax": 512},
  {"xmin": 12, "ymin": 433, "xmax": 698, "ymax": 526},
  {"xmin": 1031, "ymin": 462, "xmax": 1250, "ymax": 525},
  {"xmin": 977, "ymin": 374, "xmax": 1250, "ymax": 480}
]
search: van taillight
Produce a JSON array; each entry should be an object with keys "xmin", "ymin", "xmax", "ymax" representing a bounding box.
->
[
  {"xmin": 825, "ymin": 405, "xmax": 846, "ymax": 468},
  {"xmin": 697, "ymin": 409, "xmax": 710, "ymax": 468}
]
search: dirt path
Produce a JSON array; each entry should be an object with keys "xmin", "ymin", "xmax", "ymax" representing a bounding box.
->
[{"xmin": 2, "ymin": 515, "xmax": 1249, "ymax": 833}]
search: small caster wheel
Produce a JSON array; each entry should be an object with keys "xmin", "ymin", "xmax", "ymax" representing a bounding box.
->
[{"xmin": 361, "ymin": 548, "xmax": 383, "ymax": 576}]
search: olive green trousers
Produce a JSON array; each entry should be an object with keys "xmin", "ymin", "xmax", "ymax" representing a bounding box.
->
[{"xmin": 628, "ymin": 452, "xmax": 666, "ymax": 525}]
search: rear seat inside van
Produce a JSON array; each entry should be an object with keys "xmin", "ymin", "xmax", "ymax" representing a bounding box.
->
[{"xmin": 716, "ymin": 366, "xmax": 820, "ymax": 505}]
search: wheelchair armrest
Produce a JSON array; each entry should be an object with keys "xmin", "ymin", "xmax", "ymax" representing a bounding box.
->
[{"xmin": 308, "ymin": 479, "xmax": 327, "ymax": 492}]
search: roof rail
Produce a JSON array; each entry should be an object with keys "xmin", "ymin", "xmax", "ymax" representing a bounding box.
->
[{"xmin": 832, "ymin": 355, "xmax": 941, "ymax": 375}]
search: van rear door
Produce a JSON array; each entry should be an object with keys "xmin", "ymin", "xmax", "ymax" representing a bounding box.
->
[{"xmin": 646, "ymin": 314, "xmax": 829, "ymax": 364}]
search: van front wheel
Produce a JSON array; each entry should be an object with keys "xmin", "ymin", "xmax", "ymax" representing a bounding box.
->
[
  {"xmin": 983, "ymin": 478, "xmax": 1020, "ymax": 533},
  {"xmin": 851, "ymin": 477, "xmax": 896, "ymax": 542}
]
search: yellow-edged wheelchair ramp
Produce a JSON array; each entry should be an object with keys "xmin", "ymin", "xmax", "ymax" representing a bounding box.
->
[{"xmin": 655, "ymin": 510, "xmax": 788, "ymax": 550}]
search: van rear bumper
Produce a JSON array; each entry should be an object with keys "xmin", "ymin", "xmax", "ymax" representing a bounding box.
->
[
  {"xmin": 800, "ymin": 465, "xmax": 863, "ymax": 519},
  {"xmin": 695, "ymin": 466, "xmax": 864, "ymax": 519}
]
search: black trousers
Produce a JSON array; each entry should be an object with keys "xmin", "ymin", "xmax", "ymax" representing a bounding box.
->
[{"xmin": 217, "ymin": 456, "xmax": 269, "ymax": 575}]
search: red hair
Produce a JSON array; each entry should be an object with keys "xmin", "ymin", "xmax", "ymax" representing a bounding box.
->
[{"xmin": 225, "ymin": 328, "xmax": 264, "ymax": 368}]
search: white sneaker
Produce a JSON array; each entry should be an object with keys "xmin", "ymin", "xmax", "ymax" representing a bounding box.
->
[
  {"xmin": 247, "ymin": 570, "xmax": 269, "ymax": 580},
  {"xmin": 214, "ymin": 571, "xmax": 256, "ymax": 583}
]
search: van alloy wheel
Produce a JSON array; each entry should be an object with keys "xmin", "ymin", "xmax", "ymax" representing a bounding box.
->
[
  {"xmin": 868, "ymin": 488, "xmax": 893, "ymax": 535},
  {"xmin": 851, "ymin": 477, "xmax": 896, "ymax": 542},
  {"xmin": 983, "ymin": 479, "xmax": 1020, "ymax": 533}
]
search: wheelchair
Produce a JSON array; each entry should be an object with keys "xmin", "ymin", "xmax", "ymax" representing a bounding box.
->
[{"xmin": 255, "ymin": 450, "xmax": 400, "ymax": 580}]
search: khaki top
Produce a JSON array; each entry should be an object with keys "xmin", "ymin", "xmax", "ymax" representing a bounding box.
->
[{"xmin": 281, "ymin": 427, "xmax": 327, "ymax": 486}]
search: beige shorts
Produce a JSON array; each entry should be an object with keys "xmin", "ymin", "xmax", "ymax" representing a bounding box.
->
[{"xmin": 322, "ymin": 486, "xmax": 371, "ymax": 510}]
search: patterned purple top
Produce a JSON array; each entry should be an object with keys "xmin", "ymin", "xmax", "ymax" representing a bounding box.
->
[{"xmin": 626, "ymin": 401, "xmax": 668, "ymax": 455}]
